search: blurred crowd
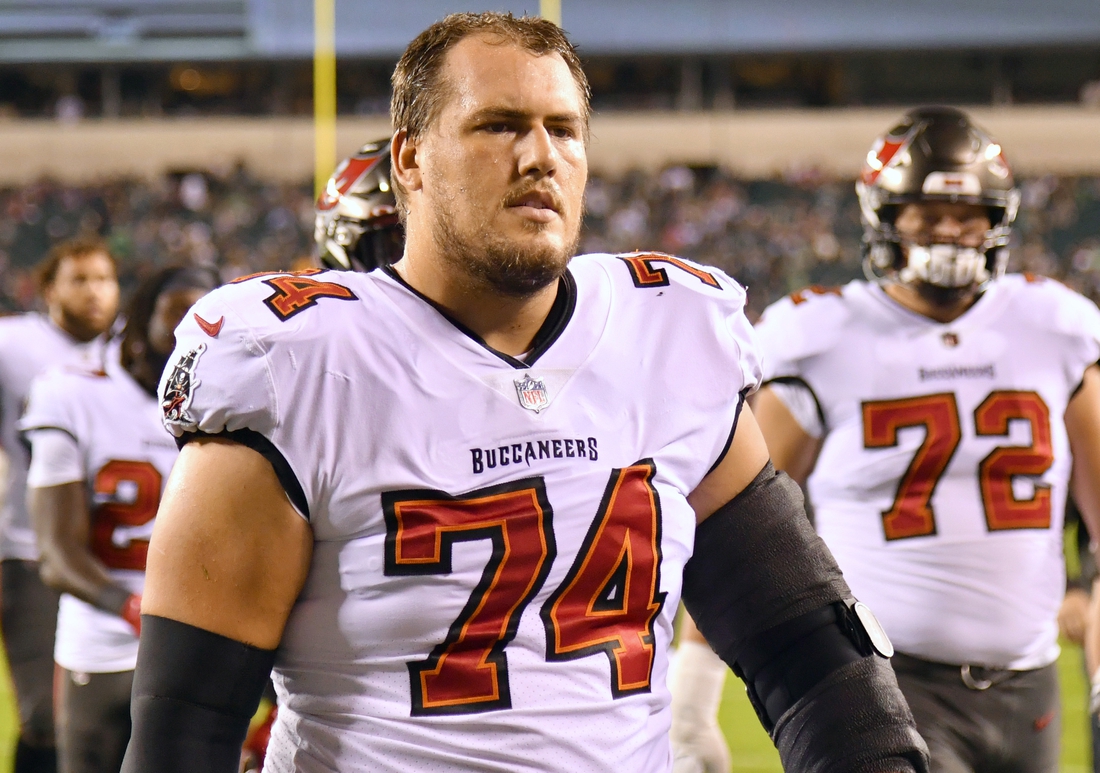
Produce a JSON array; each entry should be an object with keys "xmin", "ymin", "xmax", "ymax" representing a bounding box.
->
[{"xmin": 3, "ymin": 165, "xmax": 1100, "ymax": 317}]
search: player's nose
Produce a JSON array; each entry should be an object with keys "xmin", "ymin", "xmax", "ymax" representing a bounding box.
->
[
  {"xmin": 516, "ymin": 125, "xmax": 558, "ymax": 178},
  {"xmin": 931, "ymin": 215, "xmax": 966, "ymax": 239}
]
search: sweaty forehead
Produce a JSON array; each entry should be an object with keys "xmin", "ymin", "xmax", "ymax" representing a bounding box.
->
[{"xmin": 437, "ymin": 35, "xmax": 583, "ymax": 120}]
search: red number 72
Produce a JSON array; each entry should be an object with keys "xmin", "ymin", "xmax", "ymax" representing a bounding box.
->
[{"xmin": 862, "ymin": 391, "xmax": 1053, "ymax": 541}]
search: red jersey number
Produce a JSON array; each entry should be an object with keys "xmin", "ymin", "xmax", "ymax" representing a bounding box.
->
[
  {"xmin": 862, "ymin": 390, "xmax": 1054, "ymax": 540},
  {"xmin": 862, "ymin": 394, "xmax": 961, "ymax": 540},
  {"xmin": 91, "ymin": 460, "xmax": 162, "ymax": 571},
  {"xmin": 974, "ymin": 391, "xmax": 1054, "ymax": 531},
  {"xmin": 542, "ymin": 461, "xmax": 665, "ymax": 697},
  {"xmin": 383, "ymin": 480, "xmax": 555, "ymax": 716},
  {"xmin": 383, "ymin": 461, "xmax": 665, "ymax": 715},
  {"xmin": 619, "ymin": 253, "xmax": 720, "ymax": 289}
]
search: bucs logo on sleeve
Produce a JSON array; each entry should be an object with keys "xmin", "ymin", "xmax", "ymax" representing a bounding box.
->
[{"xmin": 161, "ymin": 344, "xmax": 206, "ymax": 429}]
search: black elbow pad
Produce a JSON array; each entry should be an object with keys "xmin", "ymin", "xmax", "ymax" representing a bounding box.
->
[
  {"xmin": 681, "ymin": 462, "xmax": 928, "ymax": 773},
  {"xmin": 121, "ymin": 615, "xmax": 276, "ymax": 773},
  {"xmin": 682, "ymin": 462, "xmax": 849, "ymax": 659}
]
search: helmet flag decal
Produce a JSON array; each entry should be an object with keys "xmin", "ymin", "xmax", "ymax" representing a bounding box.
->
[
  {"xmin": 316, "ymin": 156, "xmax": 382, "ymax": 212},
  {"xmin": 860, "ymin": 123, "xmax": 920, "ymax": 187}
]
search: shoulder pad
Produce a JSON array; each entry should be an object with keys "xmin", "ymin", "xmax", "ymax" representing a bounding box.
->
[
  {"xmin": 607, "ymin": 251, "xmax": 743, "ymax": 298},
  {"xmin": 755, "ymin": 283, "xmax": 855, "ymax": 379},
  {"xmin": 19, "ymin": 366, "xmax": 85, "ymax": 434},
  {"xmin": 999, "ymin": 273, "xmax": 1100, "ymax": 344},
  {"xmin": 207, "ymin": 268, "xmax": 364, "ymax": 334}
]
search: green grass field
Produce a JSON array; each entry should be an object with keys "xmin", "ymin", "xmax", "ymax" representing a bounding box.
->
[
  {"xmin": 0, "ymin": 641, "xmax": 1089, "ymax": 771},
  {"xmin": 718, "ymin": 639, "xmax": 1094, "ymax": 772}
]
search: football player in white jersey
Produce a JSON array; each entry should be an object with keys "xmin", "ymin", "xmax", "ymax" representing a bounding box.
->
[
  {"xmin": 122, "ymin": 13, "xmax": 929, "ymax": 773},
  {"xmin": 0, "ymin": 238, "xmax": 118, "ymax": 773},
  {"xmin": 21, "ymin": 265, "xmax": 218, "ymax": 773},
  {"xmin": 678, "ymin": 107, "xmax": 1100, "ymax": 773}
]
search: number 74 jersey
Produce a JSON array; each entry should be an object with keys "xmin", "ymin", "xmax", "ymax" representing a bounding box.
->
[
  {"xmin": 160, "ymin": 253, "xmax": 761, "ymax": 773},
  {"xmin": 756, "ymin": 275, "xmax": 1100, "ymax": 670}
]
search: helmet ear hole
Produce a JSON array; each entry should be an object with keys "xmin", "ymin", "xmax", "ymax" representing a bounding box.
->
[{"xmin": 878, "ymin": 204, "xmax": 899, "ymax": 227}]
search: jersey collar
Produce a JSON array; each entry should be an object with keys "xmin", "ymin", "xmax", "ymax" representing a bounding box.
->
[{"xmin": 380, "ymin": 265, "xmax": 577, "ymax": 370}]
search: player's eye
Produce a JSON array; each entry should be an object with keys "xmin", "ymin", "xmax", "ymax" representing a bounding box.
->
[{"xmin": 548, "ymin": 125, "xmax": 577, "ymax": 140}]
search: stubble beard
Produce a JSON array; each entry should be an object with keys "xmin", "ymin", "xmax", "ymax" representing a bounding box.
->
[
  {"xmin": 911, "ymin": 280, "xmax": 981, "ymax": 308},
  {"xmin": 431, "ymin": 204, "xmax": 579, "ymax": 298},
  {"xmin": 59, "ymin": 303, "xmax": 111, "ymax": 342}
]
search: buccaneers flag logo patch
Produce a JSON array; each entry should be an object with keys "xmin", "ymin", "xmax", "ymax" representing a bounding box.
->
[{"xmin": 161, "ymin": 344, "xmax": 206, "ymax": 429}]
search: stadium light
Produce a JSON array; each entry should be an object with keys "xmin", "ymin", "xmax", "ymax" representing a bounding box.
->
[
  {"xmin": 314, "ymin": 0, "xmax": 337, "ymax": 199},
  {"xmin": 540, "ymin": 0, "xmax": 561, "ymax": 27}
]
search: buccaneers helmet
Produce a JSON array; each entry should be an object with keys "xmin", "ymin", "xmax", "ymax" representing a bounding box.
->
[
  {"xmin": 315, "ymin": 139, "xmax": 404, "ymax": 272},
  {"xmin": 856, "ymin": 106, "xmax": 1021, "ymax": 288}
]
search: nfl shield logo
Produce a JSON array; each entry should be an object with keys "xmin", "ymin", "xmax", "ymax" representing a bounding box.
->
[{"xmin": 514, "ymin": 374, "xmax": 549, "ymax": 413}]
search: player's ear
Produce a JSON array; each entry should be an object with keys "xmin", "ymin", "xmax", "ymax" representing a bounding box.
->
[{"xmin": 391, "ymin": 130, "xmax": 423, "ymax": 194}]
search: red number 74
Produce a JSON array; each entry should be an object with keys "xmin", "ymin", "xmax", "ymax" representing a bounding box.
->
[{"xmin": 382, "ymin": 462, "xmax": 665, "ymax": 716}]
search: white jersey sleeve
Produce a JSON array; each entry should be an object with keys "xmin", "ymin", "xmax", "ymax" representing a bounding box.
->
[
  {"xmin": 20, "ymin": 364, "xmax": 83, "ymax": 440},
  {"xmin": 613, "ymin": 251, "xmax": 763, "ymax": 393},
  {"xmin": 754, "ymin": 284, "xmax": 854, "ymax": 437},
  {"xmin": 25, "ymin": 429, "xmax": 83, "ymax": 488},
  {"xmin": 159, "ymin": 271, "xmax": 352, "ymax": 521},
  {"xmin": 610, "ymin": 252, "xmax": 763, "ymax": 469},
  {"xmin": 160, "ymin": 287, "xmax": 279, "ymax": 440},
  {"xmin": 22, "ymin": 366, "xmax": 89, "ymax": 486},
  {"xmin": 1034, "ymin": 276, "xmax": 1100, "ymax": 382},
  {"xmin": 755, "ymin": 285, "xmax": 851, "ymax": 382}
]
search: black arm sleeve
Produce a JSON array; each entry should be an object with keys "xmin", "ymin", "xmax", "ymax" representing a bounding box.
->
[
  {"xmin": 121, "ymin": 615, "xmax": 276, "ymax": 773},
  {"xmin": 681, "ymin": 462, "xmax": 928, "ymax": 773}
]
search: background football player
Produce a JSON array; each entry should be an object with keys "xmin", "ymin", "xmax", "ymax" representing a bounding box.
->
[
  {"xmin": 21, "ymin": 265, "xmax": 218, "ymax": 773},
  {"xmin": 678, "ymin": 106, "xmax": 1100, "ymax": 773},
  {"xmin": 314, "ymin": 139, "xmax": 404, "ymax": 273},
  {"xmin": 0, "ymin": 238, "xmax": 119, "ymax": 773}
]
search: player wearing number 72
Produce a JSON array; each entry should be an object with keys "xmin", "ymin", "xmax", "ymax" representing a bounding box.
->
[{"xmin": 745, "ymin": 108, "xmax": 1100, "ymax": 772}]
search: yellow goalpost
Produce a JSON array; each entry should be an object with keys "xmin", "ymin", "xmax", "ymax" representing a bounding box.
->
[{"xmin": 314, "ymin": 0, "xmax": 337, "ymax": 199}]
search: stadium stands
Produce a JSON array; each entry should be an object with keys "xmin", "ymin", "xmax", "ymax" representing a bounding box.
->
[{"xmin": 3, "ymin": 166, "xmax": 1099, "ymax": 318}]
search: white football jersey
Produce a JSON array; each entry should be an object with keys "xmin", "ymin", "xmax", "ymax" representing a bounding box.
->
[
  {"xmin": 21, "ymin": 353, "xmax": 177, "ymax": 673},
  {"xmin": 0, "ymin": 314, "xmax": 105, "ymax": 561},
  {"xmin": 160, "ymin": 253, "xmax": 760, "ymax": 773},
  {"xmin": 756, "ymin": 275, "xmax": 1100, "ymax": 670}
]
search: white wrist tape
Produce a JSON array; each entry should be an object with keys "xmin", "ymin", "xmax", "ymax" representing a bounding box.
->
[{"xmin": 669, "ymin": 640, "xmax": 728, "ymax": 728}]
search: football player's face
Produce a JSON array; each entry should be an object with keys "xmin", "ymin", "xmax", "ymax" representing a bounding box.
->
[
  {"xmin": 895, "ymin": 202, "xmax": 992, "ymax": 249},
  {"xmin": 149, "ymin": 287, "xmax": 210, "ymax": 356},
  {"xmin": 411, "ymin": 35, "xmax": 588, "ymax": 295},
  {"xmin": 46, "ymin": 252, "xmax": 119, "ymax": 342}
]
